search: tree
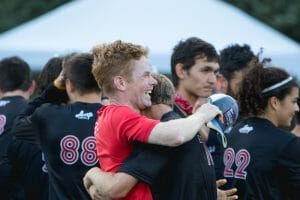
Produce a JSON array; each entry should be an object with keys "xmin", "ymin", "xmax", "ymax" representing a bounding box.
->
[
  {"xmin": 0, "ymin": 0, "xmax": 70, "ymax": 33},
  {"xmin": 225, "ymin": 0, "xmax": 300, "ymax": 43}
]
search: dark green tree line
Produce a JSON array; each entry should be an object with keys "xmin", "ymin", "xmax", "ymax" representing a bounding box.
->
[
  {"xmin": 0, "ymin": 0, "xmax": 70, "ymax": 33},
  {"xmin": 224, "ymin": 0, "xmax": 300, "ymax": 43}
]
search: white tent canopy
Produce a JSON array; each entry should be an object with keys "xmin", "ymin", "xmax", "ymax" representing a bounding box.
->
[{"xmin": 0, "ymin": 0, "xmax": 300, "ymax": 76}]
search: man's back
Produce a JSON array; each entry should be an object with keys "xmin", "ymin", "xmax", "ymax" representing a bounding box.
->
[
  {"xmin": 0, "ymin": 96, "xmax": 28, "ymax": 199},
  {"xmin": 32, "ymin": 102, "xmax": 102, "ymax": 200},
  {"xmin": 0, "ymin": 96, "xmax": 28, "ymax": 154}
]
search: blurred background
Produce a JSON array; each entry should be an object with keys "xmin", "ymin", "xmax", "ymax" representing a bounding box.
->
[{"xmin": 0, "ymin": 0, "xmax": 299, "ymax": 77}]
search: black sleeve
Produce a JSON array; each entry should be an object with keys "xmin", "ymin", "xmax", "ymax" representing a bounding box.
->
[
  {"xmin": 278, "ymin": 137, "xmax": 300, "ymax": 199},
  {"xmin": 11, "ymin": 84, "xmax": 67, "ymax": 144},
  {"xmin": 118, "ymin": 142, "xmax": 174, "ymax": 185},
  {"xmin": 0, "ymin": 139, "xmax": 24, "ymax": 198}
]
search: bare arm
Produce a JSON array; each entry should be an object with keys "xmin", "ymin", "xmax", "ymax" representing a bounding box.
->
[
  {"xmin": 148, "ymin": 103, "xmax": 222, "ymax": 146},
  {"xmin": 83, "ymin": 167, "xmax": 138, "ymax": 199}
]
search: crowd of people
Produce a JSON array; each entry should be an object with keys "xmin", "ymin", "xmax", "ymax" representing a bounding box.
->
[{"xmin": 0, "ymin": 37, "xmax": 299, "ymax": 200}]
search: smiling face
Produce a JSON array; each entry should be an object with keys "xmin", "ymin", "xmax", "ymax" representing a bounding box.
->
[
  {"xmin": 127, "ymin": 56, "xmax": 157, "ymax": 111},
  {"xmin": 276, "ymin": 86, "xmax": 299, "ymax": 127}
]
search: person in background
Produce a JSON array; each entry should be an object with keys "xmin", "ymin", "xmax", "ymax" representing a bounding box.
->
[
  {"xmin": 0, "ymin": 56, "xmax": 35, "ymax": 199},
  {"xmin": 1, "ymin": 56, "xmax": 69, "ymax": 200},
  {"xmin": 11, "ymin": 53, "xmax": 103, "ymax": 200},
  {"xmin": 208, "ymin": 44, "xmax": 260, "ymax": 180},
  {"xmin": 215, "ymin": 44, "xmax": 258, "ymax": 99},
  {"xmin": 223, "ymin": 66, "xmax": 300, "ymax": 199}
]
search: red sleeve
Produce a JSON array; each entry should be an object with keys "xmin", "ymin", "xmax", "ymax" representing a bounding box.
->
[{"xmin": 112, "ymin": 106, "xmax": 159, "ymax": 143}]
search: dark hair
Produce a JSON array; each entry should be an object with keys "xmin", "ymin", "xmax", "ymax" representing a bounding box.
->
[
  {"xmin": 36, "ymin": 57, "xmax": 63, "ymax": 94},
  {"xmin": 63, "ymin": 53, "xmax": 100, "ymax": 94},
  {"xmin": 0, "ymin": 56, "xmax": 31, "ymax": 92},
  {"xmin": 219, "ymin": 44, "xmax": 258, "ymax": 81},
  {"xmin": 171, "ymin": 37, "xmax": 219, "ymax": 87},
  {"xmin": 239, "ymin": 66, "xmax": 298, "ymax": 117}
]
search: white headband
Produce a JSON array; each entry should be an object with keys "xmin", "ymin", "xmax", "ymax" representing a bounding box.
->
[{"xmin": 262, "ymin": 76, "xmax": 293, "ymax": 94}]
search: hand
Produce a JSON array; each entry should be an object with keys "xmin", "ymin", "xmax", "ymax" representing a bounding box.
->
[
  {"xmin": 53, "ymin": 70, "xmax": 66, "ymax": 90},
  {"xmin": 192, "ymin": 97, "xmax": 207, "ymax": 113},
  {"xmin": 198, "ymin": 126, "xmax": 210, "ymax": 142},
  {"xmin": 83, "ymin": 167, "xmax": 111, "ymax": 200},
  {"xmin": 88, "ymin": 185, "xmax": 111, "ymax": 200},
  {"xmin": 216, "ymin": 179, "xmax": 238, "ymax": 200},
  {"xmin": 83, "ymin": 167, "xmax": 101, "ymax": 192},
  {"xmin": 194, "ymin": 103, "xmax": 223, "ymax": 123}
]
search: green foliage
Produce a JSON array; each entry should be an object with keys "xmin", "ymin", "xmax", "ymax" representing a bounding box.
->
[
  {"xmin": 225, "ymin": 0, "xmax": 300, "ymax": 43},
  {"xmin": 0, "ymin": 0, "xmax": 70, "ymax": 33}
]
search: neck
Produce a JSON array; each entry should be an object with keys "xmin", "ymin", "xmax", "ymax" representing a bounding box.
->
[
  {"xmin": 176, "ymin": 87, "xmax": 198, "ymax": 106},
  {"xmin": 142, "ymin": 104, "xmax": 172, "ymax": 120},
  {"xmin": 257, "ymin": 110, "xmax": 278, "ymax": 126},
  {"xmin": 292, "ymin": 125, "xmax": 300, "ymax": 137},
  {"xmin": 69, "ymin": 92, "xmax": 101, "ymax": 104},
  {"xmin": 109, "ymin": 95, "xmax": 141, "ymax": 114},
  {"xmin": 0, "ymin": 90, "xmax": 30, "ymax": 100}
]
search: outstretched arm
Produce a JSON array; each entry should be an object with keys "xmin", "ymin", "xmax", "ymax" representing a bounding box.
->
[{"xmin": 148, "ymin": 103, "xmax": 222, "ymax": 146}]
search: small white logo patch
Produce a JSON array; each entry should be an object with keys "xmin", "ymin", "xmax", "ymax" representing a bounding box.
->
[
  {"xmin": 239, "ymin": 125, "xmax": 253, "ymax": 134},
  {"xmin": 0, "ymin": 100, "xmax": 10, "ymax": 107},
  {"xmin": 75, "ymin": 110, "xmax": 93, "ymax": 120}
]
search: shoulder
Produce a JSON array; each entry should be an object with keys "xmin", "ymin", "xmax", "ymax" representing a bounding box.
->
[
  {"xmin": 98, "ymin": 105, "xmax": 140, "ymax": 118},
  {"xmin": 161, "ymin": 111, "xmax": 181, "ymax": 121}
]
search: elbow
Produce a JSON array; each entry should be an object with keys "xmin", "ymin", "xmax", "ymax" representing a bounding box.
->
[{"xmin": 167, "ymin": 135, "xmax": 186, "ymax": 147}]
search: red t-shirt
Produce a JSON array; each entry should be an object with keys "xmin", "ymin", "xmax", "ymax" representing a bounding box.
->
[{"xmin": 94, "ymin": 105, "xmax": 159, "ymax": 200}]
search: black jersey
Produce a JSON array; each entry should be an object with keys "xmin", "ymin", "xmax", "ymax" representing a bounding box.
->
[
  {"xmin": 0, "ymin": 96, "xmax": 28, "ymax": 199},
  {"xmin": 4, "ymin": 138, "xmax": 49, "ymax": 200},
  {"xmin": 223, "ymin": 117, "xmax": 300, "ymax": 200},
  {"xmin": 0, "ymin": 96, "xmax": 28, "ymax": 157},
  {"xmin": 31, "ymin": 101, "xmax": 102, "ymax": 200},
  {"xmin": 120, "ymin": 106, "xmax": 217, "ymax": 200}
]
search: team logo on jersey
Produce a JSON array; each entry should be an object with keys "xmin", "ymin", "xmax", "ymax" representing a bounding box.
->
[
  {"xmin": 0, "ymin": 100, "xmax": 10, "ymax": 107},
  {"xmin": 238, "ymin": 124, "xmax": 253, "ymax": 134},
  {"xmin": 75, "ymin": 110, "xmax": 93, "ymax": 120},
  {"xmin": 0, "ymin": 115, "xmax": 7, "ymax": 135}
]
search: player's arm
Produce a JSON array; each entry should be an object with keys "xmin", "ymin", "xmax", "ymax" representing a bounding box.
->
[
  {"xmin": 84, "ymin": 143, "xmax": 170, "ymax": 199},
  {"xmin": 148, "ymin": 103, "xmax": 222, "ymax": 146},
  {"xmin": 12, "ymin": 74, "xmax": 67, "ymax": 144},
  {"xmin": 83, "ymin": 167, "xmax": 138, "ymax": 199}
]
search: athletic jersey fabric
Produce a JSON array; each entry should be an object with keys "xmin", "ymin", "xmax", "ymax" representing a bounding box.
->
[
  {"xmin": 0, "ymin": 96, "xmax": 28, "ymax": 157},
  {"xmin": 223, "ymin": 117, "xmax": 300, "ymax": 200},
  {"xmin": 95, "ymin": 105, "xmax": 159, "ymax": 200},
  {"xmin": 0, "ymin": 96, "xmax": 28, "ymax": 199},
  {"xmin": 31, "ymin": 102, "xmax": 101, "ymax": 200},
  {"xmin": 10, "ymin": 85, "xmax": 102, "ymax": 200},
  {"xmin": 119, "ymin": 105, "xmax": 217, "ymax": 200}
]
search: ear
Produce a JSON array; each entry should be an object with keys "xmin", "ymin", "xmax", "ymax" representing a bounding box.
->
[
  {"xmin": 113, "ymin": 76, "xmax": 127, "ymax": 91},
  {"xmin": 175, "ymin": 63, "xmax": 186, "ymax": 80},
  {"xmin": 215, "ymin": 75, "xmax": 228, "ymax": 93},
  {"xmin": 65, "ymin": 79, "xmax": 75, "ymax": 93},
  {"xmin": 28, "ymin": 80, "xmax": 36, "ymax": 96},
  {"xmin": 269, "ymin": 96, "xmax": 280, "ymax": 110}
]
